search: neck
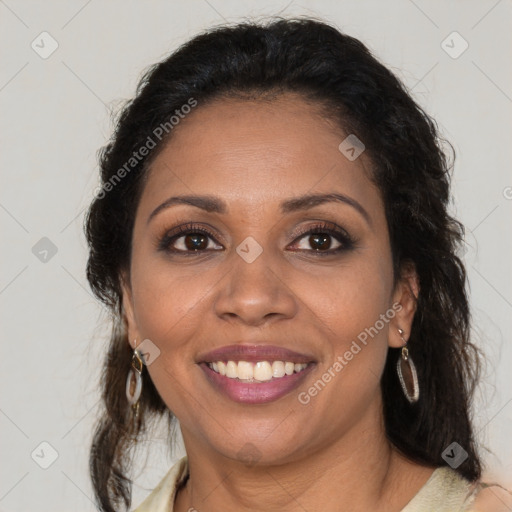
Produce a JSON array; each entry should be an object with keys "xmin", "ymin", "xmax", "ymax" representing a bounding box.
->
[{"xmin": 175, "ymin": 400, "xmax": 434, "ymax": 512}]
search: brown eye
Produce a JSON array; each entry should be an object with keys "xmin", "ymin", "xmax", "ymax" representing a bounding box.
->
[
  {"xmin": 158, "ymin": 224, "xmax": 224, "ymax": 254},
  {"xmin": 182, "ymin": 233, "xmax": 209, "ymax": 251},
  {"xmin": 288, "ymin": 222, "xmax": 356, "ymax": 256},
  {"xmin": 295, "ymin": 232, "xmax": 342, "ymax": 252},
  {"xmin": 168, "ymin": 231, "xmax": 222, "ymax": 252},
  {"xmin": 307, "ymin": 233, "xmax": 337, "ymax": 251}
]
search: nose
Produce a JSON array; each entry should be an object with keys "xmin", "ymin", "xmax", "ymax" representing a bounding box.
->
[{"xmin": 213, "ymin": 246, "xmax": 298, "ymax": 327}]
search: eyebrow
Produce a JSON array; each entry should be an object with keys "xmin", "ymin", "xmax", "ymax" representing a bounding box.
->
[{"xmin": 147, "ymin": 192, "xmax": 371, "ymax": 226}]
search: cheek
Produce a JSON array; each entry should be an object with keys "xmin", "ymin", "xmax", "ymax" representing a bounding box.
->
[
  {"xmin": 309, "ymin": 250, "xmax": 393, "ymax": 332},
  {"xmin": 302, "ymin": 247, "xmax": 394, "ymax": 381},
  {"xmin": 294, "ymin": 258, "xmax": 394, "ymax": 427},
  {"xmin": 130, "ymin": 261, "xmax": 211, "ymax": 414},
  {"xmin": 129, "ymin": 247, "xmax": 215, "ymax": 355}
]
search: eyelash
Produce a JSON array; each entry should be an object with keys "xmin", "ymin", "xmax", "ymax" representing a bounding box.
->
[{"xmin": 157, "ymin": 221, "xmax": 356, "ymax": 257}]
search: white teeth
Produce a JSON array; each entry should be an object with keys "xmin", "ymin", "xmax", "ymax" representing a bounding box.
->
[
  {"xmin": 272, "ymin": 361, "xmax": 286, "ymax": 378},
  {"xmin": 207, "ymin": 360, "xmax": 309, "ymax": 380},
  {"xmin": 226, "ymin": 361, "xmax": 238, "ymax": 378},
  {"xmin": 254, "ymin": 361, "xmax": 272, "ymax": 382},
  {"xmin": 237, "ymin": 361, "xmax": 254, "ymax": 380}
]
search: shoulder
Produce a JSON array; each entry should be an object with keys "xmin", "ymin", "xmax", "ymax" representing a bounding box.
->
[
  {"xmin": 468, "ymin": 479, "xmax": 512, "ymax": 512},
  {"xmin": 132, "ymin": 456, "xmax": 189, "ymax": 512},
  {"xmin": 401, "ymin": 467, "xmax": 511, "ymax": 512}
]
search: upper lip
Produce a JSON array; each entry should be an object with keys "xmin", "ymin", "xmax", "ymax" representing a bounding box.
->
[{"xmin": 197, "ymin": 344, "xmax": 316, "ymax": 364}]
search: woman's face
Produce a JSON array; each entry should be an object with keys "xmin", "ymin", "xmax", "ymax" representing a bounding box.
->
[{"xmin": 122, "ymin": 93, "xmax": 417, "ymax": 465}]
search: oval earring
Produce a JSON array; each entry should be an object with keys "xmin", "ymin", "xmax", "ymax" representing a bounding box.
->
[{"xmin": 396, "ymin": 328, "xmax": 420, "ymax": 404}]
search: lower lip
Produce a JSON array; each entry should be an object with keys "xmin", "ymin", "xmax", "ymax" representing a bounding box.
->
[{"xmin": 199, "ymin": 363, "xmax": 315, "ymax": 404}]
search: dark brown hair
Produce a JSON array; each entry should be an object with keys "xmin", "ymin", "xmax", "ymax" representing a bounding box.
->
[{"xmin": 85, "ymin": 17, "xmax": 483, "ymax": 512}]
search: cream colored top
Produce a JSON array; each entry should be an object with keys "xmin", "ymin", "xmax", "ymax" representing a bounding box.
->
[{"xmin": 132, "ymin": 456, "xmax": 511, "ymax": 512}]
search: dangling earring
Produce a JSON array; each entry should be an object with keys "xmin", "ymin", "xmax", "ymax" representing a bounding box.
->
[
  {"xmin": 126, "ymin": 343, "xmax": 143, "ymax": 425},
  {"xmin": 396, "ymin": 328, "xmax": 419, "ymax": 403}
]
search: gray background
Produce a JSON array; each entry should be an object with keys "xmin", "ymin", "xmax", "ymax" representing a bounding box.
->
[{"xmin": 1, "ymin": 1, "xmax": 511, "ymax": 510}]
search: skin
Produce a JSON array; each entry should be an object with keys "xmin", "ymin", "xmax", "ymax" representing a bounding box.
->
[{"xmin": 122, "ymin": 93, "xmax": 436, "ymax": 512}]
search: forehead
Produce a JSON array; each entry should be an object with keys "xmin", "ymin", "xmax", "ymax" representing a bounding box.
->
[{"xmin": 139, "ymin": 94, "xmax": 382, "ymax": 218}]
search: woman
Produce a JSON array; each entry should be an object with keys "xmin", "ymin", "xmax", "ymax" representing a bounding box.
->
[{"xmin": 85, "ymin": 17, "xmax": 511, "ymax": 512}]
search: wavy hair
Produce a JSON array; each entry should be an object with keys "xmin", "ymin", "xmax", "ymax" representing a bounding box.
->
[{"xmin": 84, "ymin": 17, "xmax": 483, "ymax": 512}]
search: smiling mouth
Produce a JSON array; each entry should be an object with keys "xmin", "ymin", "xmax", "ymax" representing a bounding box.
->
[
  {"xmin": 206, "ymin": 360, "xmax": 311, "ymax": 382},
  {"xmin": 197, "ymin": 343, "xmax": 317, "ymax": 403}
]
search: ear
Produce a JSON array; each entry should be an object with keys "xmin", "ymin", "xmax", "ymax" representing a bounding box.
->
[
  {"xmin": 120, "ymin": 271, "xmax": 140, "ymax": 350},
  {"xmin": 388, "ymin": 261, "xmax": 420, "ymax": 348}
]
